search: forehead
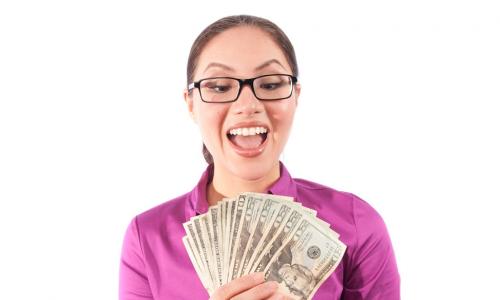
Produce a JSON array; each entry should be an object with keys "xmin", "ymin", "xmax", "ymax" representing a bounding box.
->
[{"xmin": 195, "ymin": 26, "xmax": 291, "ymax": 78}]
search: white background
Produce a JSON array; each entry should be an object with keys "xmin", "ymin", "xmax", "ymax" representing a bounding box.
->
[{"xmin": 1, "ymin": 0, "xmax": 499, "ymax": 299}]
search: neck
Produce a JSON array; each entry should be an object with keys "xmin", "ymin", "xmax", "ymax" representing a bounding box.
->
[{"xmin": 207, "ymin": 161, "xmax": 281, "ymax": 206}]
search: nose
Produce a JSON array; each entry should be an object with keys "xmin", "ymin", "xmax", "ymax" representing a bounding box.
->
[{"xmin": 230, "ymin": 84, "xmax": 263, "ymax": 115}]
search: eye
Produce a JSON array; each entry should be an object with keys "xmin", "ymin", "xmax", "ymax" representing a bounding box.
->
[
  {"xmin": 207, "ymin": 84, "xmax": 231, "ymax": 93},
  {"xmin": 260, "ymin": 82, "xmax": 284, "ymax": 90},
  {"xmin": 201, "ymin": 78, "xmax": 236, "ymax": 94}
]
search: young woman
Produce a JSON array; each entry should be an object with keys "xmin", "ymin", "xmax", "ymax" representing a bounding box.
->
[{"xmin": 119, "ymin": 15, "xmax": 400, "ymax": 300}]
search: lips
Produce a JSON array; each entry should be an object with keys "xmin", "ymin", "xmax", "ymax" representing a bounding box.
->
[
  {"xmin": 226, "ymin": 133, "xmax": 269, "ymax": 158},
  {"xmin": 225, "ymin": 122, "xmax": 270, "ymax": 158},
  {"xmin": 227, "ymin": 131, "xmax": 267, "ymax": 148}
]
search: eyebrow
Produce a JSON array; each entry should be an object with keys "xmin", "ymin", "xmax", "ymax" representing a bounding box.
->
[
  {"xmin": 203, "ymin": 62, "xmax": 235, "ymax": 73},
  {"xmin": 254, "ymin": 59, "xmax": 286, "ymax": 71},
  {"xmin": 202, "ymin": 59, "xmax": 286, "ymax": 73}
]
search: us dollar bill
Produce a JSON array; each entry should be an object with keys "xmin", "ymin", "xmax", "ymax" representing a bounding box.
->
[
  {"xmin": 191, "ymin": 217, "xmax": 216, "ymax": 291},
  {"xmin": 238, "ymin": 194, "xmax": 284, "ymax": 276},
  {"xmin": 229, "ymin": 194, "xmax": 264, "ymax": 281},
  {"xmin": 226, "ymin": 194, "xmax": 247, "ymax": 281},
  {"xmin": 263, "ymin": 216, "xmax": 346, "ymax": 300},
  {"xmin": 245, "ymin": 202, "xmax": 293, "ymax": 273},
  {"xmin": 200, "ymin": 213, "xmax": 221, "ymax": 288},
  {"xmin": 219, "ymin": 201, "xmax": 225, "ymax": 240},
  {"xmin": 223, "ymin": 199, "xmax": 235, "ymax": 283},
  {"xmin": 182, "ymin": 222, "xmax": 206, "ymax": 275},
  {"xmin": 233, "ymin": 193, "xmax": 267, "ymax": 278},
  {"xmin": 182, "ymin": 236, "xmax": 212, "ymax": 294},
  {"xmin": 218, "ymin": 201, "xmax": 226, "ymax": 279},
  {"xmin": 298, "ymin": 206, "xmax": 336, "ymax": 234},
  {"xmin": 251, "ymin": 207, "xmax": 303, "ymax": 273},
  {"xmin": 208, "ymin": 206, "xmax": 223, "ymax": 287},
  {"xmin": 257, "ymin": 193, "xmax": 334, "ymax": 236}
]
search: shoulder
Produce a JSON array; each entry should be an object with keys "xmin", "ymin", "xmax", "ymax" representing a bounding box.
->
[
  {"xmin": 294, "ymin": 177, "xmax": 356, "ymax": 203},
  {"xmin": 121, "ymin": 191, "xmax": 193, "ymax": 267},
  {"xmin": 292, "ymin": 177, "xmax": 367, "ymax": 227},
  {"xmin": 131, "ymin": 191, "xmax": 191, "ymax": 238},
  {"xmin": 292, "ymin": 177, "xmax": 391, "ymax": 259},
  {"xmin": 293, "ymin": 177, "xmax": 384, "ymax": 225}
]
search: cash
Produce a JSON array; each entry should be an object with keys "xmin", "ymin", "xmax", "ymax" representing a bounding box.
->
[{"xmin": 182, "ymin": 192, "xmax": 346, "ymax": 299}]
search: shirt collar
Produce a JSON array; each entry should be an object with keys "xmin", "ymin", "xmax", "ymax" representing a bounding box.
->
[
  {"xmin": 185, "ymin": 161, "xmax": 298, "ymax": 220},
  {"xmin": 268, "ymin": 161, "xmax": 298, "ymax": 199}
]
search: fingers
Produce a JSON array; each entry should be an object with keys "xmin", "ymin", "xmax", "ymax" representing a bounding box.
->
[
  {"xmin": 232, "ymin": 281, "xmax": 279, "ymax": 300},
  {"xmin": 266, "ymin": 292, "xmax": 293, "ymax": 300},
  {"xmin": 210, "ymin": 272, "xmax": 267, "ymax": 300}
]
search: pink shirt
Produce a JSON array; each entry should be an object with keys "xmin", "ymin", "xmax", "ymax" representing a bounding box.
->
[{"xmin": 119, "ymin": 162, "xmax": 400, "ymax": 299}]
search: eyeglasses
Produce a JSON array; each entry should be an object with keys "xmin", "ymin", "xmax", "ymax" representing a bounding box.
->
[{"xmin": 187, "ymin": 74, "xmax": 298, "ymax": 103}]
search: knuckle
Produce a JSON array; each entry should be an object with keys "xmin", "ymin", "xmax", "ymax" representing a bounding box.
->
[{"xmin": 217, "ymin": 284, "xmax": 231, "ymax": 298}]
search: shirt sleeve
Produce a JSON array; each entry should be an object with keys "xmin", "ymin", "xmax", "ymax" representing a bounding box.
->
[
  {"xmin": 119, "ymin": 217, "xmax": 154, "ymax": 300},
  {"xmin": 342, "ymin": 194, "xmax": 400, "ymax": 300}
]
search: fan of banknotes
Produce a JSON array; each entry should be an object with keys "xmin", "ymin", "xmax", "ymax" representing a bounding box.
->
[{"xmin": 182, "ymin": 192, "xmax": 346, "ymax": 300}]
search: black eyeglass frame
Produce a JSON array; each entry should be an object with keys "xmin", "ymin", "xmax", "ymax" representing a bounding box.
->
[{"xmin": 187, "ymin": 73, "xmax": 298, "ymax": 103}]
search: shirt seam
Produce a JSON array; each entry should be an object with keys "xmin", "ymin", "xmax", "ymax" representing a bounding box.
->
[
  {"xmin": 294, "ymin": 181, "xmax": 330, "ymax": 191},
  {"xmin": 350, "ymin": 192, "xmax": 359, "ymax": 277},
  {"xmin": 133, "ymin": 216, "xmax": 155, "ymax": 297},
  {"xmin": 133, "ymin": 216, "xmax": 148, "ymax": 270}
]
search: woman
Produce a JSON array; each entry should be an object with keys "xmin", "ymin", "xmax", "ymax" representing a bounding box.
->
[{"xmin": 119, "ymin": 15, "xmax": 400, "ymax": 300}]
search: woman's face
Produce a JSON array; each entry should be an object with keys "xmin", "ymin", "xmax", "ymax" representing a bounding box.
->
[{"xmin": 184, "ymin": 26, "xmax": 300, "ymax": 181}]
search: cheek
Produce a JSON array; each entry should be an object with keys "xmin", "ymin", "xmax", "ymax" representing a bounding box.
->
[
  {"xmin": 267, "ymin": 102, "xmax": 296, "ymax": 134},
  {"xmin": 195, "ymin": 104, "xmax": 227, "ymax": 143}
]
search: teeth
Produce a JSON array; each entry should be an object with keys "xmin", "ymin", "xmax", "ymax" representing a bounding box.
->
[{"xmin": 229, "ymin": 126, "xmax": 268, "ymax": 136}]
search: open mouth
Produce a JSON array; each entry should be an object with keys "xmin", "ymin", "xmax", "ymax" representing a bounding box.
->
[{"xmin": 226, "ymin": 126, "xmax": 269, "ymax": 150}]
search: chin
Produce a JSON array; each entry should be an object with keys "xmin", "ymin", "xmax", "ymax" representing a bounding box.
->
[
  {"xmin": 227, "ymin": 156, "xmax": 278, "ymax": 182},
  {"xmin": 232, "ymin": 168, "xmax": 268, "ymax": 182}
]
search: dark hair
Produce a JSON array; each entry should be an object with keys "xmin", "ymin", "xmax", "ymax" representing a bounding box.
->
[{"xmin": 186, "ymin": 15, "xmax": 299, "ymax": 164}]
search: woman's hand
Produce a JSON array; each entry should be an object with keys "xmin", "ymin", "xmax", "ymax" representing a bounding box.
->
[{"xmin": 209, "ymin": 272, "xmax": 292, "ymax": 300}]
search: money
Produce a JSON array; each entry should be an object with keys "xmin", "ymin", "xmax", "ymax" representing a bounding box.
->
[
  {"xmin": 264, "ymin": 216, "xmax": 346, "ymax": 300},
  {"xmin": 229, "ymin": 193, "xmax": 264, "ymax": 280},
  {"xmin": 238, "ymin": 195, "xmax": 282, "ymax": 276},
  {"xmin": 208, "ymin": 206, "xmax": 223, "ymax": 287},
  {"xmin": 226, "ymin": 194, "xmax": 246, "ymax": 281},
  {"xmin": 182, "ymin": 192, "xmax": 346, "ymax": 299}
]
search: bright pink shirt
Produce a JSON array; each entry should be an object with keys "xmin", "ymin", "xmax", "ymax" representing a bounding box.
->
[{"xmin": 119, "ymin": 162, "xmax": 400, "ymax": 299}]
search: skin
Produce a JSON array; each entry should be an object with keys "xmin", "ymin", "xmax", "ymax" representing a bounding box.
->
[{"xmin": 184, "ymin": 25, "xmax": 300, "ymax": 299}]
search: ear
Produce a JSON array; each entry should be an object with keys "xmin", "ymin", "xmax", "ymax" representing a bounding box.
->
[
  {"xmin": 183, "ymin": 89, "xmax": 197, "ymax": 123},
  {"xmin": 293, "ymin": 82, "xmax": 301, "ymax": 107}
]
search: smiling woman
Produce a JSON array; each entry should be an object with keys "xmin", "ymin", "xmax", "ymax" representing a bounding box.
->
[{"xmin": 119, "ymin": 15, "xmax": 400, "ymax": 300}]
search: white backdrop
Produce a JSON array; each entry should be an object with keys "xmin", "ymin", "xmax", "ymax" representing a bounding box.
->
[{"xmin": 1, "ymin": 0, "xmax": 499, "ymax": 299}]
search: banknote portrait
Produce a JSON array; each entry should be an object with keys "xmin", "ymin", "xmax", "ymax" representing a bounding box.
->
[{"xmin": 278, "ymin": 263, "xmax": 316, "ymax": 300}]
